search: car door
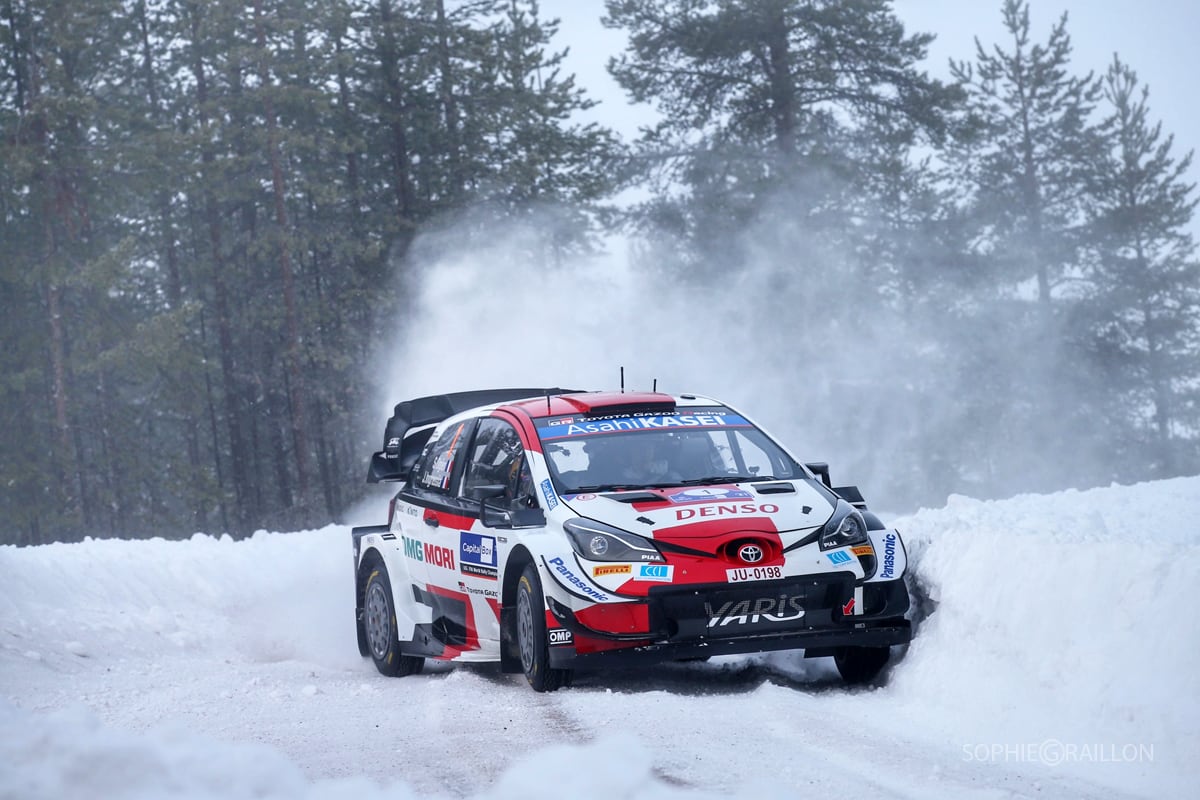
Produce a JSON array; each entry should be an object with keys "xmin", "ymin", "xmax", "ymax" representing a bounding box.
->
[
  {"xmin": 454, "ymin": 417, "xmax": 531, "ymax": 644},
  {"xmin": 394, "ymin": 417, "xmax": 480, "ymax": 655}
]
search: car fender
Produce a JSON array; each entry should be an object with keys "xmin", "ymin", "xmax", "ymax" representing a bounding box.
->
[
  {"xmin": 492, "ymin": 516, "xmax": 603, "ymax": 607},
  {"xmin": 357, "ymin": 533, "xmax": 432, "ymax": 644},
  {"xmin": 864, "ymin": 528, "xmax": 907, "ymax": 583}
]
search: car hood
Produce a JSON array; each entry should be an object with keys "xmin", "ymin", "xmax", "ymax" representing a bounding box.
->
[{"xmin": 558, "ymin": 480, "xmax": 836, "ymax": 541}]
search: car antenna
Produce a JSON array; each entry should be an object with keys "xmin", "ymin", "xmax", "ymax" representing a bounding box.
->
[
  {"xmin": 653, "ymin": 378, "xmax": 657, "ymax": 392},
  {"xmin": 620, "ymin": 366, "xmax": 624, "ymax": 393},
  {"xmin": 545, "ymin": 389, "xmax": 551, "ymax": 415}
]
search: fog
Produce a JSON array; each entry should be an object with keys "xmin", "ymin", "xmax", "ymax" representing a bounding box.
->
[{"xmin": 366, "ymin": 191, "xmax": 1099, "ymax": 517}]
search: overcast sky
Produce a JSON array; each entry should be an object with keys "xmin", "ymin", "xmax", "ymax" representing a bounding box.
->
[{"xmin": 554, "ymin": 1, "xmax": 1200, "ymax": 231}]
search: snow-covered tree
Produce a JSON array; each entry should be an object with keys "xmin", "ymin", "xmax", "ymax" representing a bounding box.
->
[{"xmin": 1083, "ymin": 56, "xmax": 1200, "ymax": 475}]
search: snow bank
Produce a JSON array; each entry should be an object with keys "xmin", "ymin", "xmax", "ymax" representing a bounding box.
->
[
  {"xmin": 2, "ymin": 478, "xmax": 1197, "ymax": 798},
  {"xmin": 893, "ymin": 476, "xmax": 1200, "ymax": 792},
  {"xmin": 0, "ymin": 527, "xmax": 357, "ymax": 670}
]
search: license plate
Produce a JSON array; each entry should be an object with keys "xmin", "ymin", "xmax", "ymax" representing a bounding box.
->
[{"xmin": 726, "ymin": 565, "xmax": 782, "ymax": 583}]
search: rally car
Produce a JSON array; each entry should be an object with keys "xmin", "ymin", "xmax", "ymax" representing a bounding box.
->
[{"xmin": 352, "ymin": 388, "xmax": 911, "ymax": 691}]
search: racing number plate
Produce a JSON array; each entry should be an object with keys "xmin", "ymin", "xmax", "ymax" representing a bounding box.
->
[{"xmin": 726, "ymin": 566, "xmax": 782, "ymax": 582}]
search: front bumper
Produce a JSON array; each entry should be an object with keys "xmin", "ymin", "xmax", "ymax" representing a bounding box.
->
[{"xmin": 546, "ymin": 573, "xmax": 911, "ymax": 669}]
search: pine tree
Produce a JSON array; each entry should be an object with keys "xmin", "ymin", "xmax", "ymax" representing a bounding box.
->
[
  {"xmin": 0, "ymin": 0, "xmax": 157, "ymax": 540},
  {"xmin": 603, "ymin": 0, "xmax": 955, "ymax": 271},
  {"xmin": 948, "ymin": 0, "xmax": 1102, "ymax": 304},
  {"xmin": 473, "ymin": 0, "xmax": 620, "ymax": 258},
  {"xmin": 0, "ymin": 0, "xmax": 622, "ymax": 543},
  {"xmin": 1083, "ymin": 56, "xmax": 1200, "ymax": 476},
  {"xmin": 937, "ymin": 0, "xmax": 1122, "ymax": 495}
]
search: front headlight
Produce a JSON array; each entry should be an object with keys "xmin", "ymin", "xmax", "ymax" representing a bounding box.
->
[
  {"xmin": 563, "ymin": 518, "xmax": 665, "ymax": 562},
  {"xmin": 820, "ymin": 500, "xmax": 869, "ymax": 550}
]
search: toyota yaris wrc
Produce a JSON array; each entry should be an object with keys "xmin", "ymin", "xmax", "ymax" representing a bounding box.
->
[{"xmin": 352, "ymin": 388, "xmax": 911, "ymax": 691}]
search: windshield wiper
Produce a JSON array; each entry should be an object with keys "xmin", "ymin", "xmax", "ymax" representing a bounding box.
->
[
  {"xmin": 567, "ymin": 484, "xmax": 642, "ymax": 493},
  {"xmin": 678, "ymin": 475, "xmax": 769, "ymax": 485}
]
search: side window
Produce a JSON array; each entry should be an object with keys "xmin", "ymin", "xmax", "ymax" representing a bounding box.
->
[
  {"xmin": 714, "ymin": 430, "xmax": 789, "ymax": 478},
  {"xmin": 514, "ymin": 458, "xmax": 537, "ymax": 507},
  {"xmin": 732, "ymin": 433, "xmax": 774, "ymax": 476},
  {"xmin": 729, "ymin": 430, "xmax": 796, "ymax": 478},
  {"xmin": 711, "ymin": 432, "xmax": 740, "ymax": 474},
  {"xmin": 462, "ymin": 418, "xmax": 526, "ymax": 500},
  {"xmin": 413, "ymin": 420, "xmax": 471, "ymax": 493}
]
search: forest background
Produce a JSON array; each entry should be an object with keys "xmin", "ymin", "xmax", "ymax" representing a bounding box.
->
[{"xmin": 2, "ymin": 0, "xmax": 1196, "ymax": 544}]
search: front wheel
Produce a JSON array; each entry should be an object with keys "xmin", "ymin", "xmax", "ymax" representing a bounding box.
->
[
  {"xmin": 833, "ymin": 645, "xmax": 890, "ymax": 685},
  {"xmin": 516, "ymin": 563, "xmax": 572, "ymax": 692},
  {"xmin": 363, "ymin": 564, "xmax": 424, "ymax": 677}
]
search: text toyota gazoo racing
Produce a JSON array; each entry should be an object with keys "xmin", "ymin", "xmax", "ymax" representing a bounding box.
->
[{"xmin": 351, "ymin": 388, "xmax": 911, "ymax": 691}]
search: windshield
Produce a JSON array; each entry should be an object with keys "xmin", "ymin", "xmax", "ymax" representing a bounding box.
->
[{"xmin": 535, "ymin": 408, "xmax": 801, "ymax": 493}]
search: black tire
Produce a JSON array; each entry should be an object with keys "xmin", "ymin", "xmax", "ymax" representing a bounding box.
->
[
  {"xmin": 515, "ymin": 563, "xmax": 572, "ymax": 692},
  {"xmin": 363, "ymin": 563, "xmax": 424, "ymax": 677},
  {"xmin": 834, "ymin": 645, "xmax": 890, "ymax": 685}
]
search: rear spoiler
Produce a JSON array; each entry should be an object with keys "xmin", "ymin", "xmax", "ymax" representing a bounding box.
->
[{"xmin": 367, "ymin": 387, "xmax": 579, "ymax": 483}]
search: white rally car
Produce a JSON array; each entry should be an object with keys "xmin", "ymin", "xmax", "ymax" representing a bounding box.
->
[{"xmin": 352, "ymin": 388, "xmax": 911, "ymax": 691}]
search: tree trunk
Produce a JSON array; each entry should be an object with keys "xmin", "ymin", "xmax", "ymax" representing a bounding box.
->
[
  {"xmin": 26, "ymin": 13, "xmax": 83, "ymax": 526},
  {"xmin": 186, "ymin": 0, "xmax": 251, "ymax": 531},
  {"xmin": 138, "ymin": 0, "xmax": 203, "ymax": 487},
  {"xmin": 764, "ymin": 4, "xmax": 796, "ymax": 157},
  {"xmin": 434, "ymin": 0, "xmax": 464, "ymax": 198},
  {"xmin": 378, "ymin": 0, "xmax": 415, "ymax": 226},
  {"xmin": 254, "ymin": 0, "xmax": 312, "ymax": 505}
]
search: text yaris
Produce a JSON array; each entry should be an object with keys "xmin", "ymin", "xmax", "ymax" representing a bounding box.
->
[{"xmin": 705, "ymin": 595, "xmax": 805, "ymax": 627}]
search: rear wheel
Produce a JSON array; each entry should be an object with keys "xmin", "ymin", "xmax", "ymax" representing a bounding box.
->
[
  {"xmin": 516, "ymin": 563, "xmax": 572, "ymax": 692},
  {"xmin": 834, "ymin": 645, "xmax": 890, "ymax": 685},
  {"xmin": 363, "ymin": 564, "xmax": 424, "ymax": 677}
]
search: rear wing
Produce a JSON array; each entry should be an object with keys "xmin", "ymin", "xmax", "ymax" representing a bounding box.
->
[{"xmin": 367, "ymin": 387, "xmax": 579, "ymax": 483}]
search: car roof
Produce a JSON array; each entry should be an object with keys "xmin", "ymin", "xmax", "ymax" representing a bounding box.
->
[
  {"xmin": 502, "ymin": 391, "xmax": 722, "ymax": 420},
  {"xmin": 416, "ymin": 390, "xmax": 729, "ymax": 442}
]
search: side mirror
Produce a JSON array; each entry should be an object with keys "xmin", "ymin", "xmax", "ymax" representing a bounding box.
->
[
  {"xmin": 481, "ymin": 501, "xmax": 512, "ymax": 529},
  {"xmin": 508, "ymin": 507, "xmax": 546, "ymax": 529},
  {"xmin": 805, "ymin": 461, "xmax": 831, "ymax": 488},
  {"xmin": 468, "ymin": 484, "xmax": 507, "ymax": 502},
  {"xmin": 482, "ymin": 501, "xmax": 549, "ymax": 532},
  {"xmin": 476, "ymin": 485, "xmax": 547, "ymax": 529},
  {"xmin": 475, "ymin": 485, "xmax": 510, "ymax": 528}
]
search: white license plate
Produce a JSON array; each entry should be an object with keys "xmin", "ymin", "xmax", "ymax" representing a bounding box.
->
[{"xmin": 726, "ymin": 566, "xmax": 782, "ymax": 583}]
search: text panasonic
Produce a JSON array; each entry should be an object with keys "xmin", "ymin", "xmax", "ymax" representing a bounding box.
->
[
  {"xmin": 548, "ymin": 557, "xmax": 609, "ymax": 601},
  {"xmin": 880, "ymin": 533, "xmax": 897, "ymax": 579}
]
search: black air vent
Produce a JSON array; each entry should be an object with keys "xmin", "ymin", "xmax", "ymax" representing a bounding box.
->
[
  {"xmin": 602, "ymin": 491, "xmax": 663, "ymax": 504},
  {"xmin": 753, "ymin": 482, "xmax": 796, "ymax": 494}
]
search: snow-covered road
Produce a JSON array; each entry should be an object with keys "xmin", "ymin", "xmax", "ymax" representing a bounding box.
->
[{"xmin": 3, "ymin": 477, "xmax": 1197, "ymax": 799}]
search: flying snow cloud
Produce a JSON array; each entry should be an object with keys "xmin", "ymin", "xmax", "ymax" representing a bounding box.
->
[
  {"xmin": 370, "ymin": 181, "xmax": 1141, "ymax": 518},
  {"xmin": 377, "ymin": 225, "xmax": 776, "ymax": 408},
  {"xmin": 371, "ymin": 209, "xmax": 968, "ymax": 514}
]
